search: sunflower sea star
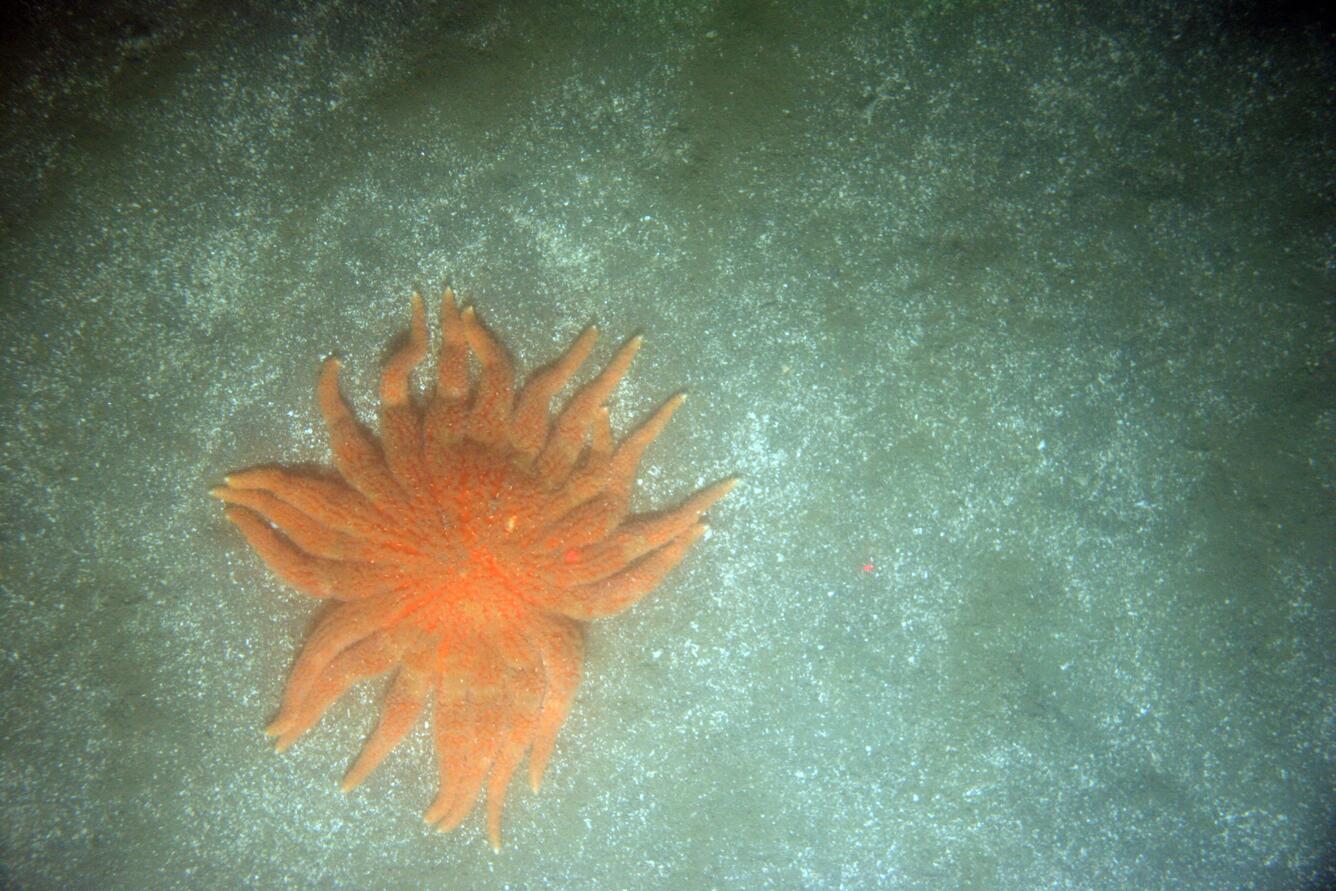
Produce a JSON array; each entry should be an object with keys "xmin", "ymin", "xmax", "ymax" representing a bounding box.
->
[{"xmin": 212, "ymin": 289, "xmax": 734, "ymax": 850}]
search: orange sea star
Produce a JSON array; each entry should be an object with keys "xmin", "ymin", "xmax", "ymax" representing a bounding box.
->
[{"xmin": 212, "ymin": 289, "xmax": 734, "ymax": 850}]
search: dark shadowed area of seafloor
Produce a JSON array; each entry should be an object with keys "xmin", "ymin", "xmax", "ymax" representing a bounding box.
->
[{"xmin": 1, "ymin": 1, "xmax": 1332, "ymax": 889}]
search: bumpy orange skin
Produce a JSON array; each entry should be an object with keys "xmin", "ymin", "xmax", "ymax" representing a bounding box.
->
[{"xmin": 213, "ymin": 290, "xmax": 733, "ymax": 850}]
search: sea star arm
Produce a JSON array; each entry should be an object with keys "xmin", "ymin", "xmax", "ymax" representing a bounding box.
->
[
  {"xmin": 510, "ymin": 326, "xmax": 598, "ymax": 458},
  {"xmin": 269, "ymin": 630, "xmax": 397, "ymax": 751},
  {"xmin": 527, "ymin": 392, "xmax": 685, "ymax": 555},
  {"xmin": 217, "ymin": 467, "xmax": 382, "ymax": 539},
  {"xmin": 526, "ymin": 615, "xmax": 584, "ymax": 792},
  {"xmin": 319, "ymin": 358, "xmax": 406, "ymax": 507},
  {"xmin": 459, "ymin": 307, "xmax": 515, "ymax": 447},
  {"xmin": 213, "ymin": 503, "xmax": 406, "ymax": 601},
  {"xmin": 216, "ymin": 504, "xmax": 338, "ymax": 598},
  {"xmin": 483, "ymin": 669, "xmax": 543, "ymax": 851},
  {"xmin": 213, "ymin": 483, "xmax": 401, "ymax": 568},
  {"xmin": 536, "ymin": 335, "xmax": 642, "ymax": 484},
  {"xmin": 426, "ymin": 677, "xmax": 504, "ymax": 833},
  {"xmin": 528, "ymin": 408, "xmax": 616, "ymax": 539},
  {"xmin": 557, "ymin": 523, "xmax": 709, "ymax": 620},
  {"xmin": 435, "ymin": 288, "xmax": 470, "ymax": 400},
  {"xmin": 341, "ymin": 664, "xmax": 431, "ymax": 791},
  {"xmin": 601, "ymin": 393, "xmax": 687, "ymax": 512},
  {"xmin": 379, "ymin": 292, "xmax": 429, "ymax": 493},
  {"xmin": 379, "ymin": 291, "xmax": 428, "ymax": 407},
  {"xmin": 267, "ymin": 593, "xmax": 411, "ymax": 739},
  {"xmin": 423, "ymin": 289, "xmax": 472, "ymax": 468},
  {"xmin": 558, "ymin": 478, "xmax": 737, "ymax": 585},
  {"xmin": 528, "ymin": 495, "xmax": 621, "ymax": 556},
  {"xmin": 213, "ymin": 487, "xmax": 348, "ymax": 558}
]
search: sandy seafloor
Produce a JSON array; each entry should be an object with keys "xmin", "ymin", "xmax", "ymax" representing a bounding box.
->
[{"xmin": 1, "ymin": 2, "xmax": 1332, "ymax": 889}]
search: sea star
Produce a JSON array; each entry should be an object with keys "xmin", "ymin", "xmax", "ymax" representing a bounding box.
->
[{"xmin": 212, "ymin": 289, "xmax": 733, "ymax": 850}]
